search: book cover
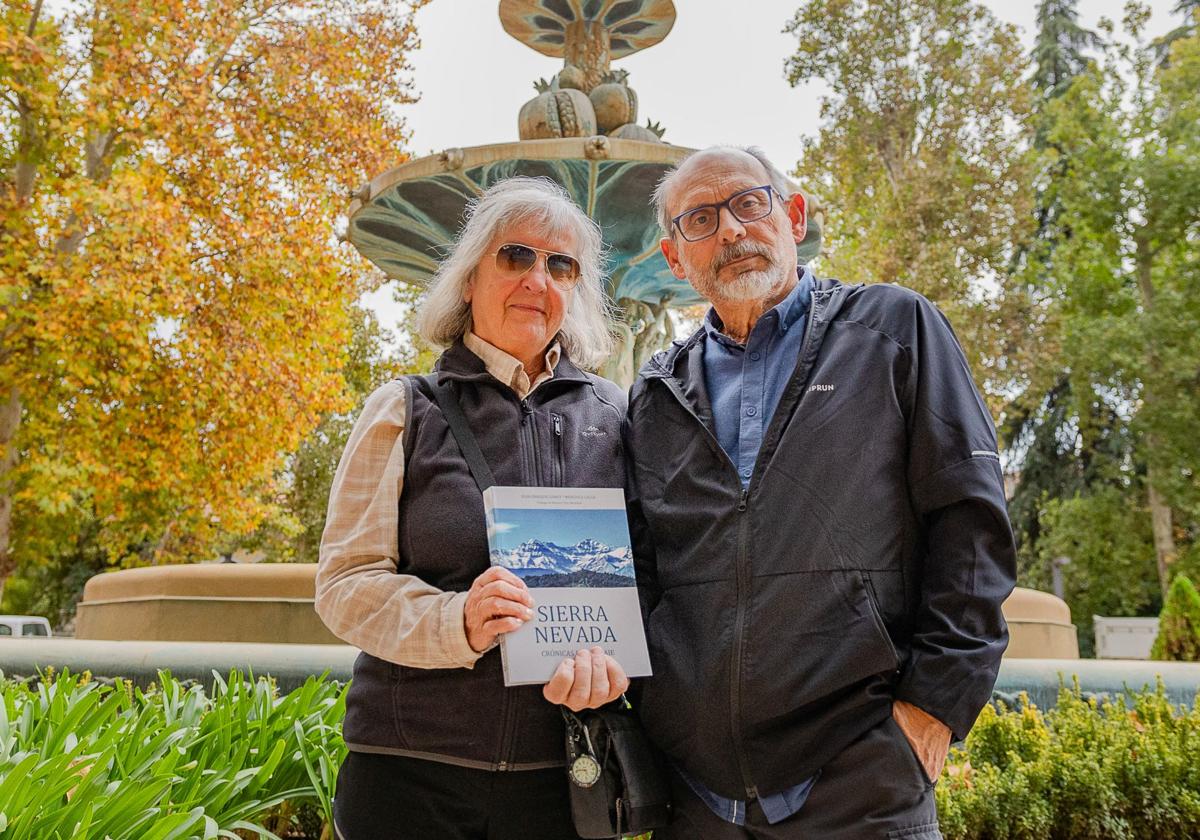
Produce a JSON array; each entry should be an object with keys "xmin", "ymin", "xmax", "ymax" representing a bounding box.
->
[{"xmin": 483, "ymin": 486, "xmax": 653, "ymax": 687}]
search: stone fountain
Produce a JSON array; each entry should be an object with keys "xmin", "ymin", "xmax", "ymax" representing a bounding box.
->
[{"xmin": 345, "ymin": 0, "xmax": 822, "ymax": 384}]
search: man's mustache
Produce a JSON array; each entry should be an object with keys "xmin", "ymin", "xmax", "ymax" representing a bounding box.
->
[{"xmin": 714, "ymin": 242, "xmax": 774, "ymax": 272}]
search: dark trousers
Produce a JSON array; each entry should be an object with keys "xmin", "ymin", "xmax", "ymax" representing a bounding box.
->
[
  {"xmin": 655, "ymin": 716, "xmax": 942, "ymax": 840},
  {"xmin": 332, "ymin": 751, "xmax": 582, "ymax": 840}
]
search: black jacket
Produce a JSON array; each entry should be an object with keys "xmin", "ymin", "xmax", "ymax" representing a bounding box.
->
[{"xmin": 625, "ymin": 278, "xmax": 1016, "ymax": 799}]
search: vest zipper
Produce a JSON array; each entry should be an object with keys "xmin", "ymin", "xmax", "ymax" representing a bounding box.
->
[
  {"xmin": 551, "ymin": 413, "xmax": 564, "ymax": 487},
  {"xmin": 495, "ymin": 687, "xmax": 519, "ymax": 771},
  {"xmin": 498, "ymin": 396, "xmax": 538, "ymax": 771},
  {"xmin": 520, "ymin": 398, "xmax": 539, "ymax": 485}
]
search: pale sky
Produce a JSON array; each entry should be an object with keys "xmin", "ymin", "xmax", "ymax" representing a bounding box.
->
[{"xmin": 360, "ymin": 0, "xmax": 1183, "ymax": 343}]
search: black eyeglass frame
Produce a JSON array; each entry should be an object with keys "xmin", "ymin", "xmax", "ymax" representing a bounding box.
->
[
  {"xmin": 487, "ymin": 242, "xmax": 583, "ymax": 290},
  {"xmin": 670, "ymin": 184, "xmax": 782, "ymax": 242}
]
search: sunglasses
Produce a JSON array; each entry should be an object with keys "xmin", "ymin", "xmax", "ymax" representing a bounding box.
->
[{"xmin": 490, "ymin": 243, "xmax": 582, "ymax": 290}]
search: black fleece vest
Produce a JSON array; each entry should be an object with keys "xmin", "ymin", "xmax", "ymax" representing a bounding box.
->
[{"xmin": 342, "ymin": 342, "xmax": 627, "ymax": 770}]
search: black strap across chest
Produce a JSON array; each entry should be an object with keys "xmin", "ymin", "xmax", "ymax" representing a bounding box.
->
[{"xmin": 422, "ymin": 374, "xmax": 496, "ymax": 493}]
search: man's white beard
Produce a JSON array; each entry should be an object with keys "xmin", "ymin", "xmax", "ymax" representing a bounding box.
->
[
  {"xmin": 692, "ymin": 261, "xmax": 787, "ymax": 304},
  {"xmin": 714, "ymin": 267, "xmax": 782, "ymax": 302}
]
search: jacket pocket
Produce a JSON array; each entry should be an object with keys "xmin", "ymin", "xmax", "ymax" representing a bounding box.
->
[
  {"xmin": 741, "ymin": 570, "xmax": 900, "ymax": 720},
  {"xmin": 343, "ymin": 652, "xmax": 408, "ymax": 750},
  {"xmin": 638, "ymin": 582, "xmax": 730, "ymax": 759},
  {"xmin": 884, "ymin": 715, "xmax": 937, "ymax": 789},
  {"xmin": 392, "ymin": 657, "xmax": 506, "ymax": 763},
  {"xmin": 863, "ymin": 572, "xmax": 900, "ymax": 666}
]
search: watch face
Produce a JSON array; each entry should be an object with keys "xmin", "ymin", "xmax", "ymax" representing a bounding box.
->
[{"xmin": 569, "ymin": 754, "xmax": 602, "ymax": 788}]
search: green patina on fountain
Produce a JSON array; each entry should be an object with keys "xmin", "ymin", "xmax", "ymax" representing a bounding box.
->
[{"xmin": 345, "ymin": 0, "xmax": 822, "ymax": 383}]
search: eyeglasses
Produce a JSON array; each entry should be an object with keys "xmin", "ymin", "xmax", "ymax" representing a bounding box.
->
[
  {"xmin": 487, "ymin": 242, "xmax": 582, "ymax": 290},
  {"xmin": 671, "ymin": 185, "xmax": 780, "ymax": 242}
]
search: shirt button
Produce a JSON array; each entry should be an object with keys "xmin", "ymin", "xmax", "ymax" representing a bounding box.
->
[
  {"xmin": 750, "ymin": 351, "xmax": 761, "ymax": 361},
  {"xmin": 746, "ymin": 407, "xmax": 757, "ymax": 416},
  {"xmin": 742, "ymin": 468, "xmax": 752, "ymax": 478}
]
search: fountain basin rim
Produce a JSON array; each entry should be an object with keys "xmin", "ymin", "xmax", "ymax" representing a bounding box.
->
[{"xmin": 347, "ymin": 137, "xmax": 694, "ymax": 221}]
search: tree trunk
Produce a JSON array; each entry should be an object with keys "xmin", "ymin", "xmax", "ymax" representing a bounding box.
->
[
  {"xmin": 1133, "ymin": 234, "xmax": 1176, "ymax": 595},
  {"xmin": 0, "ymin": 388, "xmax": 23, "ymax": 602},
  {"xmin": 1148, "ymin": 468, "xmax": 1177, "ymax": 595}
]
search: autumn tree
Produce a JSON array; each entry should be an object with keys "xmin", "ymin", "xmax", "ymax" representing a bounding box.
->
[
  {"xmin": 0, "ymin": 0, "xmax": 426, "ymax": 595},
  {"xmin": 246, "ymin": 288, "xmax": 436, "ymax": 565},
  {"xmin": 784, "ymin": 0, "xmax": 1037, "ymax": 408}
]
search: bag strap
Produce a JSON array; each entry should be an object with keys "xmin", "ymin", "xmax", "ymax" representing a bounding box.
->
[{"xmin": 423, "ymin": 374, "xmax": 496, "ymax": 492}]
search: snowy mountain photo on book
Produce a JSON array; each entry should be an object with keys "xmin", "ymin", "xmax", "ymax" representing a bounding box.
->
[
  {"xmin": 489, "ymin": 535, "xmax": 634, "ymax": 588},
  {"xmin": 482, "ymin": 486, "xmax": 652, "ymax": 685}
]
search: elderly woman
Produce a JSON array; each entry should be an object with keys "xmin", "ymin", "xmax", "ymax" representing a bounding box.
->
[{"xmin": 317, "ymin": 177, "xmax": 630, "ymax": 840}]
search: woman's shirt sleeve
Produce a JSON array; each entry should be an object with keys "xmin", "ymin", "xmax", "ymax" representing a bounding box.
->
[{"xmin": 315, "ymin": 379, "xmax": 484, "ymax": 669}]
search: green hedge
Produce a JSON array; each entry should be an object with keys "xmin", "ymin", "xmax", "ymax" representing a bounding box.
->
[
  {"xmin": 937, "ymin": 681, "xmax": 1200, "ymax": 838},
  {"xmin": 1, "ymin": 672, "xmax": 1198, "ymax": 839}
]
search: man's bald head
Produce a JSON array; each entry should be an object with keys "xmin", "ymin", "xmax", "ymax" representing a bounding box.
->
[{"xmin": 653, "ymin": 146, "xmax": 795, "ymax": 237}]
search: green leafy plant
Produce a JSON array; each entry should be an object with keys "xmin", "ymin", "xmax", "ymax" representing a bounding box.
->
[
  {"xmin": 0, "ymin": 670, "xmax": 346, "ymax": 839},
  {"xmin": 6, "ymin": 671, "xmax": 1199, "ymax": 839}
]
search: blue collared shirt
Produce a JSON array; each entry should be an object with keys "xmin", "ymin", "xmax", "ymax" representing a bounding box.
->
[
  {"xmin": 703, "ymin": 267, "xmax": 814, "ymax": 488},
  {"xmin": 684, "ymin": 267, "xmax": 818, "ymax": 825}
]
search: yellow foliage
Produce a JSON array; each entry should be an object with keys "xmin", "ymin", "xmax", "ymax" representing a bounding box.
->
[{"xmin": 0, "ymin": 0, "xmax": 429, "ymax": 572}]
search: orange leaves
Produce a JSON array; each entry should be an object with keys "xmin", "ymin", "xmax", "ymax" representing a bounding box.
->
[{"xmin": 3, "ymin": 0, "xmax": 427, "ymax": 572}]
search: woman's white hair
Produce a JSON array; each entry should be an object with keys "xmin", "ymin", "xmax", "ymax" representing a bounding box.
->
[{"xmin": 415, "ymin": 177, "xmax": 615, "ymax": 370}]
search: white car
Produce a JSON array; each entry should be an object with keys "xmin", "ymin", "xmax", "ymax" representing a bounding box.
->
[{"xmin": 0, "ymin": 615, "xmax": 52, "ymax": 637}]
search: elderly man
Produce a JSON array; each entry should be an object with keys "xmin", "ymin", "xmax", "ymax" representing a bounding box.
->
[{"xmin": 624, "ymin": 146, "xmax": 1016, "ymax": 839}]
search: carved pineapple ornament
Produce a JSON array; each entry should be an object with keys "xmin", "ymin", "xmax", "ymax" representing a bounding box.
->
[
  {"xmin": 502, "ymin": 0, "xmax": 676, "ymax": 143},
  {"xmin": 589, "ymin": 69, "xmax": 637, "ymax": 133},
  {"xmin": 519, "ymin": 79, "xmax": 597, "ymax": 140}
]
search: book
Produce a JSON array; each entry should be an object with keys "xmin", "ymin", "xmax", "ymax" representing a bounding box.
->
[{"xmin": 483, "ymin": 485, "xmax": 653, "ymax": 687}]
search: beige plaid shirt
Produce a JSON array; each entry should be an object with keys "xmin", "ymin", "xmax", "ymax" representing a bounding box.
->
[{"xmin": 315, "ymin": 333, "xmax": 561, "ymax": 668}]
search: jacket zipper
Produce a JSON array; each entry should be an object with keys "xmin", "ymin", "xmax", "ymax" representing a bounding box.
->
[
  {"xmin": 730, "ymin": 297, "xmax": 823, "ymax": 797},
  {"xmin": 551, "ymin": 412, "xmax": 564, "ymax": 487},
  {"xmin": 495, "ymin": 692, "xmax": 519, "ymax": 771},
  {"xmin": 656, "ymin": 378, "xmax": 759, "ymax": 798},
  {"xmin": 731, "ymin": 487, "xmax": 757, "ymax": 798},
  {"xmin": 650, "ymin": 287, "xmax": 829, "ymax": 800}
]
